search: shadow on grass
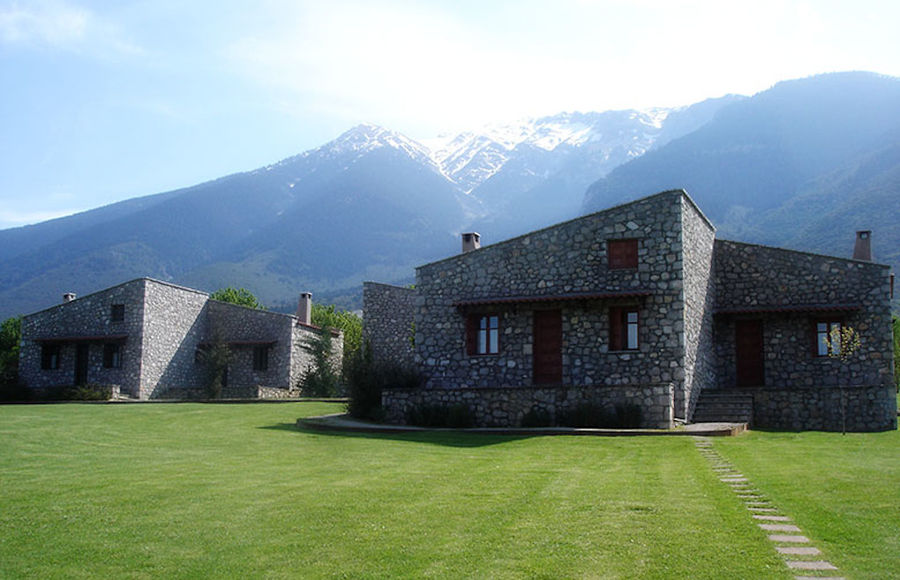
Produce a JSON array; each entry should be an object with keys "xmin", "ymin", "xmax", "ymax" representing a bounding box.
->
[{"xmin": 258, "ymin": 422, "xmax": 533, "ymax": 448}]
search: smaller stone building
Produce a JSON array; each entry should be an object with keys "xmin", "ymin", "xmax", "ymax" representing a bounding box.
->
[
  {"xmin": 19, "ymin": 278, "xmax": 342, "ymax": 399},
  {"xmin": 364, "ymin": 189, "xmax": 896, "ymax": 431}
]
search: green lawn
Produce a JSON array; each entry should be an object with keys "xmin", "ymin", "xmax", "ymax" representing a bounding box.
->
[
  {"xmin": 0, "ymin": 403, "xmax": 889, "ymax": 579},
  {"xmin": 714, "ymin": 429, "xmax": 900, "ymax": 580}
]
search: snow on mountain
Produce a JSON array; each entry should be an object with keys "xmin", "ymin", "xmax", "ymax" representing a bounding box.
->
[{"xmin": 422, "ymin": 109, "xmax": 676, "ymax": 194}]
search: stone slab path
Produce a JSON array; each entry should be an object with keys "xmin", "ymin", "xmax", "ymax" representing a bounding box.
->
[{"xmin": 693, "ymin": 437, "xmax": 845, "ymax": 580}]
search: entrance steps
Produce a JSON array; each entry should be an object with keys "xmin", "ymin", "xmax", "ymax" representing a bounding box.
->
[{"xmin": 692, "ymin": 390, "xmax": 753, "ymax": 424}]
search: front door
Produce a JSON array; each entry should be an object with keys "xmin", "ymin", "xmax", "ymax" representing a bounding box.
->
[
  {"xmin": 533, "ymin": 310, "xmax": 562, "ymax": 384},
  {"xmin": 735, "ymin": 319, "xmax": 764, "ymax": 387},
  {"xmin": 75, "ymin": 343, "xmax": 89, "ymax": 386}
]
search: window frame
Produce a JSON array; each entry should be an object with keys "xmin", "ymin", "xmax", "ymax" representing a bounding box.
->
[
  {"xmin": 103, "ymin": 343, "xmax": 122, "ymax": 369},
  {"xmin": 813, "ymin": 319, "xmax": 843, "ymax": 358},
  {"xmin": 607, "ymin": 238, "xmax": 639, "ymax": 270},
  {"xmin": 41, "ymin": 343, "xmax": 61, "ymax": 370},
  {"xmin": 609, "ymin": 306, "xmax": 640, "ymax": 351},
  {"xmin": 110, "ymin": 304, "xmax": 125, "ymax": 323},
  {"xmin": 466, "ymin": 313, "xmax": 500, "ymax": 356},
  {"xmin": 253, "ymin": 345, "xmax": 270, "ymax": 371}
]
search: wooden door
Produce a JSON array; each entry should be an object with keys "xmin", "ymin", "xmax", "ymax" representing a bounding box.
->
[
  {"xmin": 735, "ymin": 319, "xmax": 764, "ymax": 387},
  {"xmin": 75, "ymin": 343, "xmax": 89, "ymax": 386},
  {"xmin": 533, "ymin": 310, "xmax": 562, "ymax": 384}
]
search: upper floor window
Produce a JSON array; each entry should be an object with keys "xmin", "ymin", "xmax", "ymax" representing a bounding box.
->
[
  {"xmin": 608, "ymin": 239, "xmax": 639, "ymax": 270},
  {"xmin": 111, "ymin": 304, "xmax": 125, "ymax": 323},
  {"xmin": 41, "ymin": 344, "xmax": 61, "ymax": 370},
  {"xmin": 466, "ymin": 313, "xmax": 500, "ymax": 355},
  {"xmin": 815, "ymin": 321, "xmax": 842, "ymax": 357},
  {"xmin": 253, "ymin": 346, "xmax": 269, "ymax": 371},
  {"xmin": 103, "ymin": 343, "xmax": 121, "ymax": 369},
  {"xmin": 609, "ymin": 307, "xmax": 639, "ymax": 350}
]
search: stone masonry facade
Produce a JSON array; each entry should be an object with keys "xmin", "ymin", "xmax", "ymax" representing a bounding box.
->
[
  {"xmin": 19, "ymin": 278, "xmax": 342, "ymax": 400},
  {"xmin": 365, "ymin": 189, "xmax": 896, "ymax": 431}
]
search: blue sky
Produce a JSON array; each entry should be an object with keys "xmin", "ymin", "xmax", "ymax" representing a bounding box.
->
[{"xmin": 1, "ymin": 0, "xmax": 898, "ymax": 230}]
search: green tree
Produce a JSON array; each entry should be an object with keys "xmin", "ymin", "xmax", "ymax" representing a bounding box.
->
[
  {"xmin": 893, "ymin": 316, "xmax": 900, "ymax": 392},
  {"xmin": 0, "ymin": 316, "xmax": 25, "ymax": 400},
  {"xmin": 311, "ymin": 303, "xmax": 362, "ymax": 362},
  {"xmin": 297, "ymin": 328, "xmax": 340, "ymax": 397},
  {"xmin": 210, "ymin": 287, "xmax": 265, "ymax": 310}
]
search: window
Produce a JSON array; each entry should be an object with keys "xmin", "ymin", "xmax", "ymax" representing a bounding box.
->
[
  {"xmin": 609, "ymin": 307, "xmax": 639, "ymax": 350},
  {"xmin": 111, "ymin": 304, "xmax": 125, "ymax": 322},
  {"xmin": 608, "ymin": 239, "xmax": 639, "ymax": 270},
  {"xmin": 103, "ymin": 343, "xmax": 121, "ymax": 368},
  {"xmin": 466, "ymin": 313, "xmax": 500, "ymax": 355},
  {"xmin": 41, "ymin": 344, "xmax": 61, "ymax": 370},
  {"xmin": 815, "ymin": 321, "xmax": 842, "ymax": 357},
  {"xmin": 253, "ymin": 346, "xmax": 269, "ymax": 371}
]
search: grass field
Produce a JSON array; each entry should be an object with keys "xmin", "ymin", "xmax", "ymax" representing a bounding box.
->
[{"xmin": 0, "ymin": 402, "xmax": 894, "ymax": 578}]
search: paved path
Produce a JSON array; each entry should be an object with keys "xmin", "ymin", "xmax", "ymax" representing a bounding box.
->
[{"xmin": 693, "ymin": 437, "xmax": 844, "ymax": 580}]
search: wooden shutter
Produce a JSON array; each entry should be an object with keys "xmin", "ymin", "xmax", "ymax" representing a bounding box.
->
[
  {"xmin": 609, "ymin": 307, "xmax": 623, "ymax": 351},
  {"xmin": 466, "ymin": 314, "xmax": 478, "ymax": 356},
  {"xmin": 608, "ymin": 239, "xmax": 638, "ymax": 269}
]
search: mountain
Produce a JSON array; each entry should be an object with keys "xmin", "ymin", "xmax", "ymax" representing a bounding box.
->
[
  {"xmin": 0, "ymin": 101, "xmax": 735, "ymax": 319},
  {"xmin": 3, "ymin": 72, "xmax": 898, "ymax": 319}
]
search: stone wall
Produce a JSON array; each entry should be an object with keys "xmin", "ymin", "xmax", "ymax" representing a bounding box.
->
[
  {"xmin": 19, "ymin": 279, "xmax": 148, "ymax": 395},
  {"xmin": 680, "ymin": 197, "xmax": 717, "ymax": 421},
  {"xmin": 362, "ymin": 282, "xmax": 415, "ymax": 365},
  {"xmin": 382, "ymin": 384, "xmax": 674, "ymax": 429},
  {"xmin": 714, "ymin": 241, "xmax": 894, "ymax": 390},
  {"xmin": 744, "ymin": 384, "xmax": 897, "ymax": 432},
  {"xmin": 140, "ymin": 280, "xmax": 209, "ymax": 399},
  {"xmin": 414, "ymin": 190, "xmax": 689, "ymax": 393}
]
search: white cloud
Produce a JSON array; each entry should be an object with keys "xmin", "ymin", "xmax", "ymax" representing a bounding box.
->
[{"xmin": 0, "ymin": 0, "xmax": 141, "ymax": 56}]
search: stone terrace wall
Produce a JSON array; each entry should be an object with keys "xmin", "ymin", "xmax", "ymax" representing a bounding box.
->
[
  {"xmin": 745, "ymin": 384, "xmax": 896, "ymax": 432},
  {"xmin": 363, "ymin": 282, "xmax": 415, "ymax": 366},
  {"xmin": 414, "ymin": 190, "xmax": 688, "ymax": 393},
  {"xmin": 383, "ymin": 384, "xmax": 674, "ymax": 429},
  {"xmin": 714, "ymin": 241, "xmax": 894, "ymax": 390}
]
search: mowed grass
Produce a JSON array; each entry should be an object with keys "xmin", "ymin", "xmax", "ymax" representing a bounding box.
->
[
  {"xmin": 713, "ymin": 428, "xmax": 900, "ymax": 580},
  {"xmin": 3, "ymin": 403, "xmax": 792, "ymax": 579}
]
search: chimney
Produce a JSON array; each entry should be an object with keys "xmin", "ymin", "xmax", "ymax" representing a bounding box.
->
[
  {"xmin": 296, "ymin": 292, "xmax": 312, "ymax": 325},
  {"xmin": 853, "ymin": 230, "xmax": 872, "ymax": 261},
  {"xmin": 62, "ymin": 292, "xmax": 76, "ymax": 303},
  {"xmin": 461, "ymin": 232, "xmax": 481, "ymax": 253}
]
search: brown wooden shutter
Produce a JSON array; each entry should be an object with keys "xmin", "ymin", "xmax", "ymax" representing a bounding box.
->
[
  {"xmin": 466, "ymin": 313, "xmax": 478, "ymax": 356},
  {"xmin": 608, "ymin": 239, "xmax": 639, "ymax": 269},
  {"xmin": 609, "ymin": 307, "xmax": 623, "ymax": 351}
]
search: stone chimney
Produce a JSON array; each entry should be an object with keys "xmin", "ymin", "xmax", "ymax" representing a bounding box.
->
[
  {"xmin": 853, "ymin": 230, "xmax": 872, "ymax": 261},
  {"xmin": 62, "ymin": 292, "xmax": 76, "ymax": 303},
  {"xmin": 296, "ymin": 292, "xmax": 312, "ymax": 325},
  {"xmin": 461, "ymin": 232, "xmax": 481, "ymax": 253}
]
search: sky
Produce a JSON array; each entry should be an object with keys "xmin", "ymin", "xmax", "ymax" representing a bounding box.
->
[{"xmin": 1, "ymin": 0, "xmax": 899, "ymax": 230}]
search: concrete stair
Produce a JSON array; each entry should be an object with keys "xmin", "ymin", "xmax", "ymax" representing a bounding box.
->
[{"xmin": 692, "ymin": 390, "xmax": 753, "ymax": 424}]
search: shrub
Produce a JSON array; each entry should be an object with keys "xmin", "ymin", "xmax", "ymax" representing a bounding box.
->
[
  {"xmin": 407, "ymin": 403, "xmax": 474, "ymax": 428},
  {"xmin": 298, "ymin": 328, "xmax": 341, "ymax": 397},
  {"xmin": 196, "ymin": 341, "xmax": 231, "ymax": 399},
  {"xmin": 520, "ymin": 406, "xmax": 553, "ymax": 428},
  {"xmin": 345, "ymin": 342, "xmax": 422, "ymax": 420},
  {"xmin": 557, "ymin": 402, "xmax": 643, "ymax": 428}
]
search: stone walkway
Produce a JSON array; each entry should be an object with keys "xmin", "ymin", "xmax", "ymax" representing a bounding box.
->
[{"xmin": 693, "ymin": 437, "xmax": 845, "ymax": 580}]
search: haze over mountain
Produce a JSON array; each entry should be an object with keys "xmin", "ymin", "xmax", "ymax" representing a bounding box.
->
[{"xmin": 1, "ymin": 71, "xmax": 898, "ymax": 319}]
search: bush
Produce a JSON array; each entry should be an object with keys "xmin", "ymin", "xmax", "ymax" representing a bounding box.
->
[
  {"xmin": 407, "ymin": 403, "xmax": 474, "ymax": 428},
  {"xmin": 298, "ymin": 329, "xmax": 341, "ymax": 397},
  {"xmin": 557, "ymin": 402, "xmax": 643, "ymax": 429},
  {"xmin": 345, "ymin": 342, "xmax": 422, "ymax": 420},
  {"xmin": 37, "ymin": 384, "xmax": 113, "ymax": 401},
  {"xmin": 520, "ymin": 406, "xmax": 553, "ymax": 428}
]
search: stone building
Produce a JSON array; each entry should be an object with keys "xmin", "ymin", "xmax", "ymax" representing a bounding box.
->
[
  {"xmin": 19, "ymin": 278, "xmax": 342, "ymax": 399},
  {"xmin": 364, "ymin": 189, "xmax": 896, "ymax": 431}
]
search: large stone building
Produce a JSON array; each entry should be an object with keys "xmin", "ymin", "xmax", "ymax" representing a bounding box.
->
[
  {"xmin": 19, "ymin": 278, "xmax": 341, "ymax": 399},
  {"xmin": 364, "ymin": 190, "xmax": 896, "ymax": 431}
]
